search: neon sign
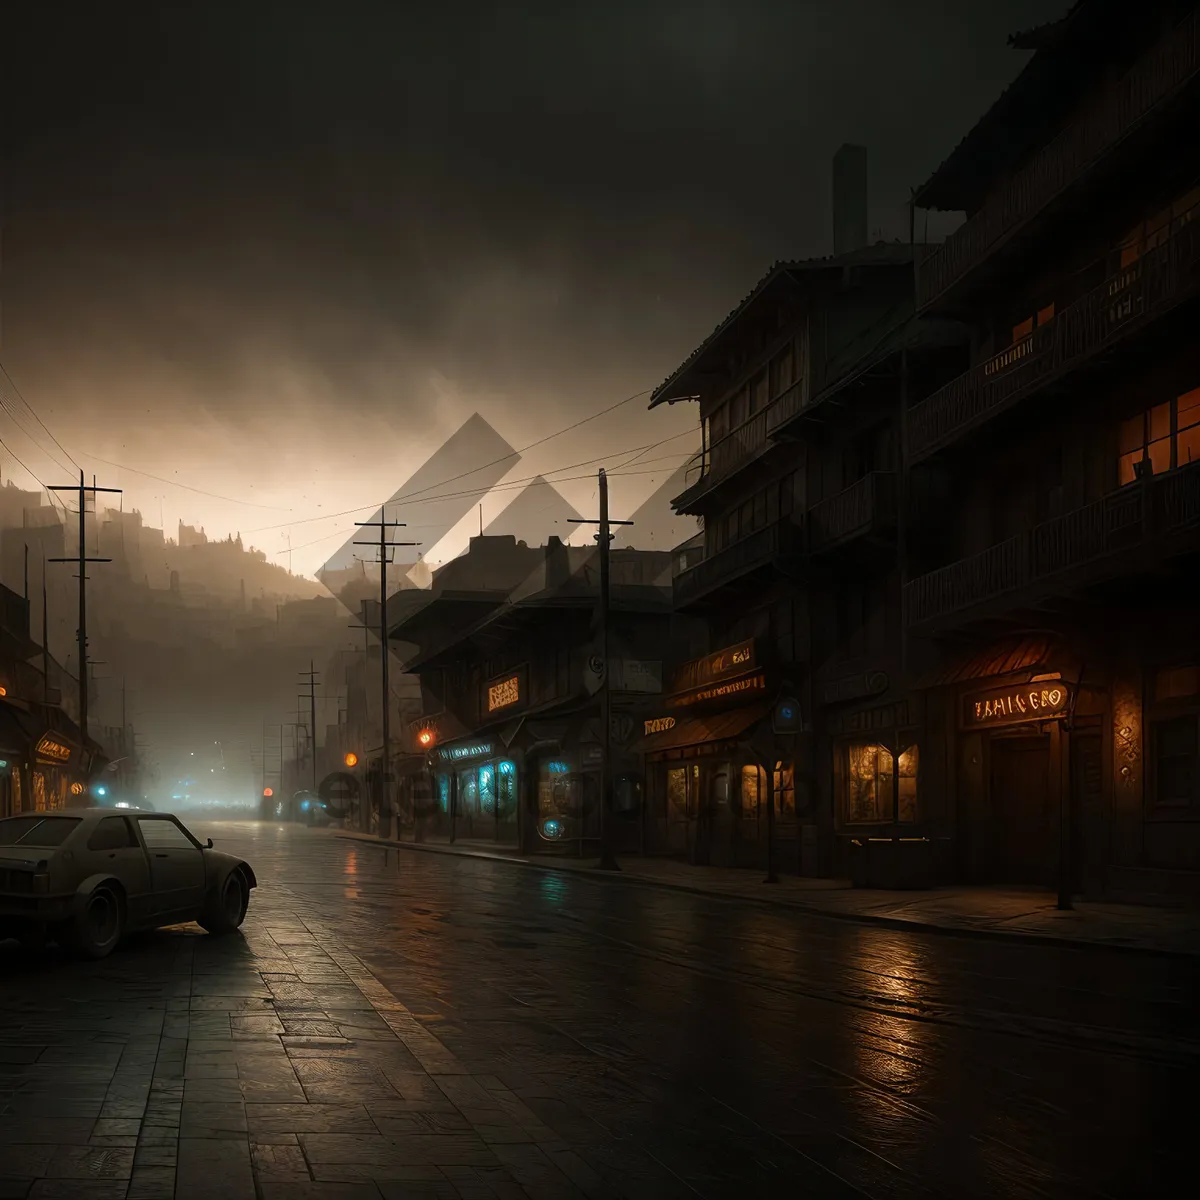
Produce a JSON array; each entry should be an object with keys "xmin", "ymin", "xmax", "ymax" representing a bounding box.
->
[
  {"xmin": 487, "ymin": 674, "xmax": 521, "ymax": 712},
  {"xmin": 35, "ymin": 734, "xmax": 72, "ymax": 764},
  {"xmin": 435, "ymin": 741, "xmax": 494, "ymax": 763},
  {"xmin": 668, "ymin": 672, "xmax": 768, "ymax": 709},
  {"xmin": 963, "ymin": 683, "xmax": 1071, "ymax": 729},
  {"xmin": 644, "ymin": 716, "xmax": 676, "ymax": 735}
]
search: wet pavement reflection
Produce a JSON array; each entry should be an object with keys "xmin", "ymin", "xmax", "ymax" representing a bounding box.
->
[{"xmin": 0, "ymin": 819, "xmax": 1195, "ymax": 1199}]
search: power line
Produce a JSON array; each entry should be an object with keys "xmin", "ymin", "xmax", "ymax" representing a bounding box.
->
[
  {"xmin": 0, "ymin": 360, "xmax": 79, "ymax": 473},
  {"xmin": 70, "ymin": 451, "xmax": 293, "ymax": 511},
  {"xmin": 248, "ymin": 426, "xmax": 698, "ymax": 538},
  {"xmin": 270, "ymin": 461, "xmax": 692, "ymax": 559}
]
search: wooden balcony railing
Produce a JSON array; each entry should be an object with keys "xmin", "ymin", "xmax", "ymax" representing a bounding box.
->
[
  {"xmin": 676, "ymin": 379, "xmax": 807, "ymax": 507},
  {"xmin": 917, "ymin": 8, "xmax": 1200, "ymax": 310},
  {"xmin": 809, "ymin": 472, "xmax": 897, "ymax": 553},
  {"xmin": 673, "ymin": 517, "xmax": 802, "ymax": 608},
  {"xmin": 904, "ymin": 461, "xmax": 1200, "ymax": 627},
  {"xmin": 909, "ymin": 201, "xmax": 1200, "ymax": 460}
]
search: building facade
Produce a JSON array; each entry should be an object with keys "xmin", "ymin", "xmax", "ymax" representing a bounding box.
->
[{"xmin": 904, "ymin": 0, "xmax": 1200, "ymax": 904}]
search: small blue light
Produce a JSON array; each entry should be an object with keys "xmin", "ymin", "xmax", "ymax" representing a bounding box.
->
[
  {"xmin": 498, "ymin": 760, "xmax": 515, "ymax": 776},
  {"xmin": 781, "ymin": 706, "xmax": 794, "ymax": 720},
  {"xmin": 541, "ymin": 819, "xmax": 563, "ymax": 840},
  {"xmin": 547, "ymin": 760, "xmax": 569, "ymax": 774},
  {"xmin": 95, "ymin": 785, "xmax": 108, "ymax": 797}
]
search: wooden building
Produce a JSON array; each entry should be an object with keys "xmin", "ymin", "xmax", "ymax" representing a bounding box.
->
[
  {"xmin": 905, "ymin": 0, "xmax": 1200, "ymax": 904},
  {"xmin": 647, "ymin": 229, "xmax": 956, "ymax": 875},
  {"xmin": 388, "ymin": 535, "xmax": 698, "ymax": 854}
]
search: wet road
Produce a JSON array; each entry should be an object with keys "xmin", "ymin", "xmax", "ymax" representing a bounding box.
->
[{"xmin": 1, "ymin": 821, "xmax": 1196, "ymax": 1199}]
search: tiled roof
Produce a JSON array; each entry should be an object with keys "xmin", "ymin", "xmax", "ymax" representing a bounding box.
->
[{"xmin": 649, "ymin": 242, "xmax": 914, "ymax": 409}]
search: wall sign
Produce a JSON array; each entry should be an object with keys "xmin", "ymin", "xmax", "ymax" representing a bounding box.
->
[
  {"xmin": 644, "ymin": 716, "xmax": 676, "ymax": 735},
  {"xmin": 668, "ymin": 671, "xmax": 768, "ymax": 710},
  {"xmin": 435, "ymin": 741, "xmax": 496, "ymax": 763},
  {"xmin": 668, "ymin": 640, "xmax": 756, "ymax": 695},
  {"xmin": 35, "ymin": 734, "xmax": 73, "ymax": 764},
  {"xmin": 487, "ymin": 673, "xmax": 521, "ymax": 712},
  {"xmin": 962, "ymin": 682, "xmax": 1072, "ymax": 729}
]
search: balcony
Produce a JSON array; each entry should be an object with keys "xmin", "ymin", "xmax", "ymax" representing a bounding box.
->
[
  {"xmin": 917, "ymin": 8, "xmax": 1200, "ymax": 311},
  {"xmin": 904, "ymin": 461, "xmax": 1200, "ymax": 629},
  {"xmin": 673, "ymin": 517, "xmax": 803, "ymax": 609},
  {"xmin": 809, "ymin": 472, "xmax": 897, "ymax": 554},
  {"xmin": 909, "ymin": 202, "xmax": 1200, "ymax": 460}
]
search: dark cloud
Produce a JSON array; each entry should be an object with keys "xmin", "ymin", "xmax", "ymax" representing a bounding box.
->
[{"xmin": 1, "ymin": 1, "xmax": 1067, "ymax": 528}]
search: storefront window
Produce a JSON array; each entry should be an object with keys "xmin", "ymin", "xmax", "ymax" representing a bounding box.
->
[
  {"xmin": 496, "ymin": 760, "xmax": 517, "ymax": 820},
  {"xmin": 435, "ymin": 772, "xmax": 450, "ymax": 813},
  {"xmin": 773, "ymin": 762, "xmax": 796, "ymax": 817},
  {"xmin": 740, "ymin": 765, "xmax": 762, "ymax": 819},
  {"xmin": 457, "ymin": 768, "xmax": 479, "ymax": 816},
  {"xmin": 843, "ymin": 743, "xmax": 917, "ymax": 824},
  {"xmin": 666, "ymin": 766, "xmax": 691, "ymax": 819},
  {"xmin": 478, "ymin": 764, "xmax": 496, "ymax": 814},
  {"xmin": 33, "ymin": 771, "xmax": 46, "ymax": 812}
]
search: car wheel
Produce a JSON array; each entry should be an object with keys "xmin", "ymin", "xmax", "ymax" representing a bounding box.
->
[
  {"xmin": 75, "ymin": 887, "xmax": 123, "ymax": 960},
  {"xmin": 200, "ymin": 871, "xmax": 247, "ymax": 935}
]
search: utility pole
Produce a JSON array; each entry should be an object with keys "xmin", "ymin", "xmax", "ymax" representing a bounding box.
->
[
  {"xmin": 48, "ymin": 470, "xmax": 121, "ymax": 739},
  {"xmin": 570, "ymin": 468, "xmax": 633, "ymax": 872},
  {"xmin": 354, "ymin": 509, "xmax": 418, "ymax": 838},
  {"xmin": 41, "ymin": 553, "xmax": 49, "ymax": 703},
  {"xmin": 299, "ymin": 662, "xmax": 319, "ymax": 791}
]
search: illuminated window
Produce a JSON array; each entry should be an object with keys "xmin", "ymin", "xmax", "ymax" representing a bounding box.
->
[
  {"xmin": 33, "ymin": 771, "xmax": 46, "ymax": 812},
  {"xmin": 1037, "ymin": 303, "xmax": 1055, "ymax": 327},
  {"xmin": 1178, "ymin": 388, "xmax": 1200, "ymax": 468},
  {"xmin": 1119, "ymin": 389, "xmax": 1200, "ymax": 485},
  {"xmin": 496, "ymin": 761, "xmax": 517, "ymax": 819},
  {"xmin": 1011, "ymin": 317, "xmax": 1034, "ymax": 343},
  {"xmin": 478, "ymin": 764, "xmax": 496, "ymax": 815},
  {"xmin": 740, "ymin": 764, "xmax": 763, "ymax": 821},
  {"xmin": 842, "ymin": 743, "xmax": 917, "ymax": 824},
  {"xmin": 436, "ymin": 773, "xmax": 450, "ymax": 813},
  {"xmin": 773, "ymin": 761, "xmax": 796, "ymax": 817}
]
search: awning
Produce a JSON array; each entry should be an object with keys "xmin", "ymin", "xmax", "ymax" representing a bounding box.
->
[
  {"xmin": 914, "ymin": 636, "xmax": 1055, "ymax": 690},
  {"xmin": 639, "ymin": 702, "xmax": 770, "ymax": 754}
]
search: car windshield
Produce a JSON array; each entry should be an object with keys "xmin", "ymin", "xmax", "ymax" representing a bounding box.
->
[{"xmin": 0, "ymin": 816, "xmax": 82, "ymax": 847}]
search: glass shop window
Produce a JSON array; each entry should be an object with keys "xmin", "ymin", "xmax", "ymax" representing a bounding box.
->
[
  {"xmin": 1153, "ymin": 716, "xmax": 1197, "ymax": 809},
  {"xmin": 435, "ymin": 773, "xmax": 450, "ymax": 813},
  {"xmin": 773, "ymin": 761, "xmax": 796, "ymax": 817},
  {"xmin": 496, "ymin": 760, "xmax": 517, "ymax": 818},
  {"xmin": 740, "ymin": 765, "xmax": 763, "ymax": 820},
  {"xmin": 842, "ymin": 743, "xmax": 917, "ymax": 824}
]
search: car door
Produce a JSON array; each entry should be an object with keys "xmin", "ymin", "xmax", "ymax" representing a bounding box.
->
[
  {"xmin": 135, "ymin": 816, "xmax": 206, "ymax": 920},
  {"xmin": 85, "ymin": 816, "xmax": 153, "ymax": 926}
]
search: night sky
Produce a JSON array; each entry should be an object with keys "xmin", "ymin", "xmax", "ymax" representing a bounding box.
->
[{"xmin": 1, "ymin": 1, "xmax": 1066, "ymax": 574}]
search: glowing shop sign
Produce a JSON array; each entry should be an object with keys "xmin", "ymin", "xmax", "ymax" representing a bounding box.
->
[
  {"xmin": 35, "ymin": 734, "xmax": 73, "ymax": 764},
  {"xmin": 668, "ymin": 672, "xmax": 768, "ymax": 710},
  {"xmin": 963, "ymin": 683, "xmax": 1071, "ymax": 729},
  {"xmin": 644, "ymin": 716, "xmax": 676, "ymax": 735},
  {"xmin": 436, "ymin": 741, "xmax": 494, "ymax": 763},
  {"xmin": 487, "ymin": 674, "xmax": 521, "ymax": 712}
]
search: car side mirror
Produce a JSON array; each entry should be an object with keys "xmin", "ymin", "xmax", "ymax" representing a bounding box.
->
[{"xmin": 206, "ymin": 838, "xmax": 214, "ymax": 849}]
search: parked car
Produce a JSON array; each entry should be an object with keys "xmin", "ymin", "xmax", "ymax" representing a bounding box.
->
[{"xmin": 0, "ymin": 809, "xmax": 257, "ymax": 959}]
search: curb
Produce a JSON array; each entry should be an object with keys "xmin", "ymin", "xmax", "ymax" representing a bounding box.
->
[{"xmin": 333, "ymin": 831, "xmax": 1200, "ymax": 961}]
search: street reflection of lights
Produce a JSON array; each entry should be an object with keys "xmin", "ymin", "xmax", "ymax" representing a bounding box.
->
[{"xmin": 345, "ymin": 849, "xmax": 358, "ymax": 877}]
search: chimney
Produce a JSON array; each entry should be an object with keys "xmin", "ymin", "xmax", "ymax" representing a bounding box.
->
[
  {"xmin": 832, "ymin": 143, "xmax": 868, "ymax": 256},
  {"xmin": 545, "ymin": 536, "xmax": 570, "ymax": 590}
]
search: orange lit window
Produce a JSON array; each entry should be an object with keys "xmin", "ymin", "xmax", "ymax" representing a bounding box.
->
[
  {"xmin": 1178, "ymin": 388, "xmax": 1200, "ymax": 468},
  {"xmin": 1037, "ymin": 303, "xmax": 1055, "ymax": 326},
  {"xmin": 1011, "ymin": 317, "xmax": 1034, "ymax": 343}
]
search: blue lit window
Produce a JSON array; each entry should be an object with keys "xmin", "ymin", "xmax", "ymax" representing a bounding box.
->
[{"xmin": 436, "ymin": 773, "xmax": 450, "ymax": 813}]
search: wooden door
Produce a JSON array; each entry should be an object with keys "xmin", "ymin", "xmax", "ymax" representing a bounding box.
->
[{"xmin": 989, "ymin": 735, "xmax": 1053, "ymax": 885}]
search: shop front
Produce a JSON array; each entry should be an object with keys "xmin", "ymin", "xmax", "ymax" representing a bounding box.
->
[
  {"xmin": 916, "ymin": 637, "xmax": 1103, "ymax": 897},
  {"xmin": 426, "ymin": 736, "xmax": 521, "ymax": 847},
  {"xmin": 0, "ymin": 699, "xmax": 92, "ymax": 817},
  {"xmin": 826, "ymin": 691, "xmax": 943, "ymax": 887},
  {"xmin": 641, "ymin": 640, "xmax": 799, "ymax": 868}
]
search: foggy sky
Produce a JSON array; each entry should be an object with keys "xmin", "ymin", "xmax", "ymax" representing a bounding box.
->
[{"xmin": 1, "ymin": 1, "xmax": 1067, "ymax": 574}]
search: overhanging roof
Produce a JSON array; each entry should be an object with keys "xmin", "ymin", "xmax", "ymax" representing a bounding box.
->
[
  {"xmin": 648, "ymin": 244, "xmax": 916, "ymax": 410},
  {"xmin": 912, "ymin": 0, "xmax": 1159, "ymax": 212}
]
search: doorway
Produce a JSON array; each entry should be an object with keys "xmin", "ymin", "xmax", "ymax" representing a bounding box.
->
[{"xmin": 989, "ymin": 735, "xmax": 1053, "ymax": 885}]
